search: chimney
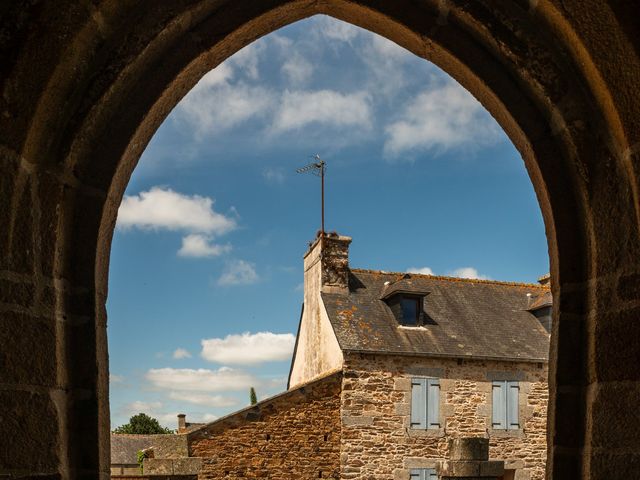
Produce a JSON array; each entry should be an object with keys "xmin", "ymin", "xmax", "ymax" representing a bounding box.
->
[
  {"xmin": 538, "ymin": 273, "xmax": 551, "ymax": 287},
  {"xmin": 304, "ymin": 232, "xmax": 352, "ymax": 294},
  {"xmin": 177, "ymin": 413, "xmax": 186, "ymax": 433}
]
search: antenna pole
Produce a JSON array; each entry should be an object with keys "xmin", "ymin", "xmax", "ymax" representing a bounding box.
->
[{"xmin": 321, "ymin": 160, "xmax": 325, "ymax": 236}]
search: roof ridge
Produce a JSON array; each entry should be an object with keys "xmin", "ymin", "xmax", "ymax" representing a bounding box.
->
[{"xmin": 350, "ymin": 268, "xmax": 549, "ymax": 289}]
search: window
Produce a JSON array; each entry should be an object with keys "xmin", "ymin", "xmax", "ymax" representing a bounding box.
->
[
  {"xmin": 410, "ymin": 378, "xmax": 440, "ymax": 429},
  {"xmin": 410, "ymin": 468, "xmax": 437, "ymax": 480},
  {"xmin": 400, "ymin": 297, "xmax": 421, "ymax": 325},
  {"xmin": 492, "ymin": 380, "xmax": 519, "ymax": 429}
]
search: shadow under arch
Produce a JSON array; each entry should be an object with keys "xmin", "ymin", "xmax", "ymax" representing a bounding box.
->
[{"xmin": 4, "ymin": 1, "xmax": 640, "ymax": 478}]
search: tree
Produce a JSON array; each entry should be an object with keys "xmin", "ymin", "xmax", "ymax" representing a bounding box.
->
[
  {"xmin": 250, "ymin": 387, "xmax": 257, "ymax": 405},
  {"xmin": 113, "ymin": 413, "xmax": 173, "ymax": 434}
]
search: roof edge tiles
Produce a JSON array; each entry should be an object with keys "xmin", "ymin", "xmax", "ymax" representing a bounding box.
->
[
  {"xmin": 342, "ymin": 348, "xmax": 549, "ymax": 364},
  {"xmin": 351, "ymin": 268, "xmax": 549, "ymax": 290}
]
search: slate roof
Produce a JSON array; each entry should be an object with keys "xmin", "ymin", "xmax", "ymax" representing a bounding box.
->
[
  {"xmin": 321, "ymin": 269, "xmax": 550, "ymax": 362},
  {"xmin": 111, "ymin": 434, "xmax": 156, "ymax": 464}
]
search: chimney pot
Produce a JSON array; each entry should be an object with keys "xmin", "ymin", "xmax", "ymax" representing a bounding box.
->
[{"xmin": 177, "ymin": 414, "xmax": 186, "ymax": 432}]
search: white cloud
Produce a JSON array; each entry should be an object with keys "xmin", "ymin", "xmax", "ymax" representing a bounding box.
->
[
  {"xmin": 145, "ymin": 367, "xmax": 257, "ymax": 392},
  {"xmin": 217, "ymin": 260, "xmax": 259, "ymax": 286},
  {"xmin": 121, "ymin": 401, "xmax": 163, "ymax": 415},
  {"xmin": 193, "ymin": 63, "xmax": 234, "ymax": 91},
  {"xmin": 110, "ymin": 374, "xmax": 125, "ymax": 384},
  {"xmin": 117, "ymin": 187, "xmax": 236, "ymax": 235},
  {"xmin": 178, "ymin": 234, "xmax": 232, "ymax": 258},
  {"xmin": 384, "ymin": 81, "xmax": 501, "ymax": 157},
  {"xmin": 281, "ymin": 53, "xmax": 314, "ymax": 85},
  {"xmin": 263, "ymin": 167, "xmax": 286, "ymax": 185},
  {"xmin": 448, "ymin": 267, "xmax": 490, "ymax": 280},
  {"xmin": 202, "ymin": 413, "xmax": 218, "ymax": 422},
  {"xmin": 406, "ymin": 267, "xmax": 434, "ymax": 275},
  {"xmin": 168, "ymin": 391, "xmax": 238, "ymax": 408},
  {"xmin": 172, "ymin": 348, "xmax": 192, "ymax": 359},
  {"xmin": 201, "ymin": 331, "xmax": 296, "ymax": 365},
  {"xmin": 229, "ymin": 42, "xmax": 264, "ymax": 80},
  {"xmin": 315, "ymin": 16, "xmax": 360, "ymax": 43},
  {"xmin": 177, "ymin": 75, "xmax": 275, "ymax": 137},
  {"xmin": 272, "ymin": 90, "xmax": 371, "ymax": 133}
]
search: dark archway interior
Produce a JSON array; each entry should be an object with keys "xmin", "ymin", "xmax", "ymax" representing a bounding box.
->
[{"xmin": 1, "ymin": 1, "xmax": 639, "ymax": 478}]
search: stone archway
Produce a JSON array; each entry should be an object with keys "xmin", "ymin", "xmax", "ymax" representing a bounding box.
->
[{"xmin": 1, "ymin": 1, "xmax": 639, "ymax": 478}]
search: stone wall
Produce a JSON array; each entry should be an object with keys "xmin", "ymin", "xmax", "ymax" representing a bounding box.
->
[
  {"xmin": 188, "ymin": 372, "xmax": 342, "ymax": 479},
  {"xmin": 340, "ymin": 354, "xmax": 548, "ymax": 480}
]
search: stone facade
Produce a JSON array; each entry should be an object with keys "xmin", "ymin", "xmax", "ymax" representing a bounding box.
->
[
  {"xmin": 340, "ymin": 354, "xmax": 547, "ymax": 480},
  {"xmin": 188, "ymin": 373, "xmax": 342, "ymax": 480}
]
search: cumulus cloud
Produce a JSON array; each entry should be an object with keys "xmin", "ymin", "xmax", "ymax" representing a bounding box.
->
[
  {"xmin": 281, "ymin": 53, "xmax": 314, "ymax": 85},
  {"xmin": 384, "ymin": 81, "xmax": 501, "ymax": 157},
  {"xmin": 172, "ymin": 348, "xmax": 192, "ymax": 360},
  {"xmin": 314, "ymin": 16, "xmax": 360, "ymax": 43},
  {"xmin": 448, "ymin": 267, "xmax": 490, "ymax": 280},
  {"xmin": 217, "ymin": 260, "xmax": 259, "ymax": 286},
  {"xmin": 229, "ymin": 42, "xmax": 264, "ymax": 80},
  {"xmin": 117, "ymin": 187, "xmax": 236, "ymax": 235},
  {"xmin": 406, "ymin": 267, "xmax": 434, "ymax": 275},
  {"xmin": 145, "ymin": 367, "xmax": 257, "ymax": 392},
  {"xmin": 178, "ymin": 234, "xmax": 232, "ymax": 258},
  {"xmin": 201, "ymin": 331, "xmax": 296, "ymax": 365},
  {"xmin": 110, "ymin": 374, "xmax": 125, "ymax": 384},
  {"xmin": 177, "ymin": 63, "xmax": 275, "ymax": 137},
  {"xmin": 271, "ymin": 90, "xmax": 371, "ymax": 133},
  {"xmin": 168, "ymin": 391, "xmax": 238, "ymax": 408},
  {"xmin": 120, "ymin": 400, "xmax": 163, "ymax": 415}
]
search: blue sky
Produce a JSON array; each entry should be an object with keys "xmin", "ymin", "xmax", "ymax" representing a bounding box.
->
[{"xmin": 107, "ymin": 16, "xmax": 548, "ymax": 430}]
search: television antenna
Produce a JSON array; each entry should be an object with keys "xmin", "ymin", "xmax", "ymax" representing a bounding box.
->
[{"xmin": 296, "ymin": 154, "xmax": 326, "ymax": 236}]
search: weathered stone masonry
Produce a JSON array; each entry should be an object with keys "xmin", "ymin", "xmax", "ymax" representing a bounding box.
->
[
  {"xmin": 340, "ymin": 354, "xmax": 547, "ymax": 480},
  {"xmin": 188, "ymin": 372, "xmax": 342, "ymax": 480}
]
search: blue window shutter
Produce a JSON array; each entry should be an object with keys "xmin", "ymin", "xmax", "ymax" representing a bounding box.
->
[
  {"xmin": 507, "ymin": 381, "xmax": 520, "ymax": 429},
  {"xmin": 409, "ymin": 469, "xmax": 423, "ymax": 480},
  {"xmin": 492, "ymin": 381, "xmax": 506, "ymax": 429},
  {"xmin": 427, "ymin": 468, "xmax": 437, "ymax": 480},
  {"xmin": 411, "ymin": 379, "xmax": 427, "ymax": 429},
  {"xmin": 427, "ymin": 379, "xmax": 440, "ymax": 428}
]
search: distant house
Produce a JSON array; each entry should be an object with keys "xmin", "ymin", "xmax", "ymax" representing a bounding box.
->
[
  {"xmin": 110, "ymin": 427, "xmax": 200, "ymax": 478},
  {"xmin": 183, "ymin": 233, "xmax": 551, "ymax": 480}
]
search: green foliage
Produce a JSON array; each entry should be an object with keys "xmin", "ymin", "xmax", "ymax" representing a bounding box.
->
[
  {"xmin": 250, "ymin": 387, "xmax": 257, "ymax": 405},
  {"xmin": 136, "ymin": 450, "xmax": 146, "ymax": 473},
  {"xmin": 113, "ymin": 412, "xmax": 173, "ymax": 434}
]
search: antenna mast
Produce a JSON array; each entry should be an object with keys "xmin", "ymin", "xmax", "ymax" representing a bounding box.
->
[{"xmin": 296, "ymin": 154, "xmax": 326, "ymax": 236}]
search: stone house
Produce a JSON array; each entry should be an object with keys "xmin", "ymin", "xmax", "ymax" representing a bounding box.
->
[
  {"xmin": 110, "ymin": 431, "xmax": 200, "ymax": 478},
  {"xmin": 185, "ymin": 233, "xmax": 551, "ymax": 480}
]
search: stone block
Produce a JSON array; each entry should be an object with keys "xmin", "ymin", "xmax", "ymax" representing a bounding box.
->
[
  {"xmin": 144, "ymin": 458, "xmax": 173, "ymax": 474},
  {"xmin": 342, "ymin": 415, "xmax": 374, "ymax": 426},
  {"xmin": 0, "ymin": 389, "xmax": 59, "ymax": 470},
  {"xmin": 439, "ymin": 460, "xmax": 480, "ymax": 476},
  {"xmin": 173, "ymin": 457, "xmax": 202, "ymax": 474},
  {"xmin": 479, "ymin": 460, "xmax": 505, "ymax": 476},
  {"xmin": 394, "ymin": 377, "xmax": 411, "ymax": 391},
  {"xmin": 449, "ymin": 437, "xmax": 489, "ymax": 461},
  {"xmin": 0, "ymin": 312, "xmax": 56, "ymax": 386}
]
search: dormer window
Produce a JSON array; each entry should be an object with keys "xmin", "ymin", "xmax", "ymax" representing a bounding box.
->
[{"xmin": 381, "ymin": 288, "xmax": 429, "ymax": 327}]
